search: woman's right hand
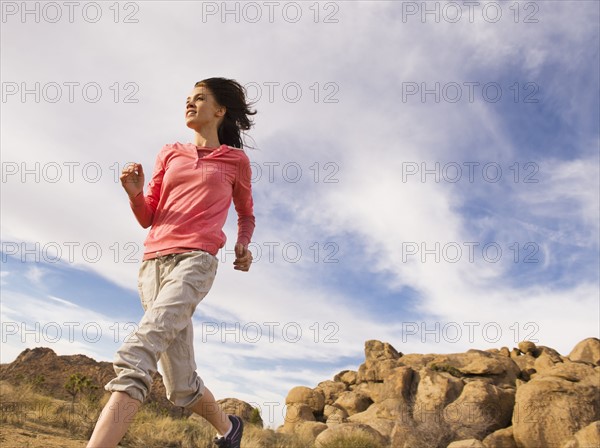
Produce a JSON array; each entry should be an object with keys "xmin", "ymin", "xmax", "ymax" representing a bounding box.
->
[{"xmin": 120, "ymin": 163, "xmax": 145, "ymax": 198}]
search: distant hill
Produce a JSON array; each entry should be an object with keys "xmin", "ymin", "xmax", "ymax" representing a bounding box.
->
[{"xmin": 0, "ymin": 347, "xmax": 182, "ymax": 417}]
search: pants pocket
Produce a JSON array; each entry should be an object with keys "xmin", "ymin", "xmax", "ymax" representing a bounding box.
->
[{"xmin": 137, "ymin": 260, "xmax": 156, "ymax": 311}]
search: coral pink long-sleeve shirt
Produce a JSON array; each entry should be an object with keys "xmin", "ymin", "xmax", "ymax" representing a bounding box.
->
[{"xmin": 129, "ymin": 142, "xmax": 255, "ymax": 261}]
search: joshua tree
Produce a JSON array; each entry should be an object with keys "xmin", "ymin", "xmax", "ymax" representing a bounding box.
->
[{"xmin": 64, "ymin": 373, "xmax": 96, "ymax": 413}]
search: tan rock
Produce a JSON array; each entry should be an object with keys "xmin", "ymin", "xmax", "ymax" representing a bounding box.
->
[
  {"xmin": 534, "ymin": 349, "xmax": 564, "ymax": 375},
  {"xmin": 447, "ymin": 440, "xmax": 486, "ymax": 448},
  {"xmin": 537, "ymin": 345, "xmax": 563, "ymax": 360},
  {"xmin": 569, "ymin": 338, "xmax": 600, "ymax": 366},
  {"xmin": 511, "ymin": 353, "xmax": 536, "ymax": 381},
  {"xmin": 286, "ymin": 386, "xmax": 325, "ymax": 414},
  {"xmin": 348, "ymin": 398, "xmax": 407, "ymax": 438},
  {"xmin": 281, "ymin": 403, "xmax": 315, "ymax": 433},
  {"xmin": 482, "ymin": 426, "xmax": 517, "ymax": 448},
  {"xmin": 445, "ymin": 381, "xmax": 515, "ymax": 441},
  {"xmin": 364, "ymin": 339, "xmax": 401, "ymax": 361},
  {"xmin": 511, "ymin": 353, "xmax": 536, "ymax": 372},
  {"xmin": 560, "ymin": 421, "xmax": 600, "ymax": 448},
  {"xmin": 398, "ymin": 353, "xmax": 436, "ymax": 371},
  {"xmin": 353, "ymin": 381, "xmax": 387, "ymax": 403},
  {"xmin": 413, "ymin": 369, "xmax": 464, "ymax": 424},
  {"xmin": 448, "ymin": 439, "xmax": 485, "ymax": 448},
  {"xmin": 314, "ymin": 422, "xmax": 388, "ymax": 447},
  {"xmin": 357, "ymin": 358, "xmax": 401, "ymax": 383},
  {"xmin": 215, "ymin": 398, "xmax": 256, "ymax": 423},
  {"xmin": 383, "ymin": 365, "xmax": 415, "ymax": 401},
  {"xmin": 512, "ymin": 362, "xmax": 600, "ymax": 448},
  {"xmin": 390, "ymin": 422, "xmax": 413, "ymax": 448},
  {"xmin": 315, "ymin": 380, "xmax": 347, "ymax": 405},
  {"xmin": 427, "ymin": 350, "xmax": 521, "ymax": 387},
  {"xmin": 356, "ymin": 340, "xmax": 402, "ymax": 384},
  {"xmin": 333, "ymin": 369, "xmax": 357, "ymax": 386},
  {"xmin": 326, "ymin": 413, "xmax": 346, "ymax": 425},
  {"xmin": 333, "ymin": 390, "xmax": 372, "ymax": 416},
  {"xmin": 323, "ymin": 404, "xmax": 348, "ymax": 420},
  {"xmin": 510, "ymin": 349, "xmax": 521, "ymax": 360},
  {"xmin": 294, "ymin": 421, "xmax": 328, "ymax": 443},
  {"xmin": 518, "ymin": 341, "xmax": 537, "ymax": 356},
  {"xmin": 351, "ymin": 417, "xmax": 395, "ymax": 439}
]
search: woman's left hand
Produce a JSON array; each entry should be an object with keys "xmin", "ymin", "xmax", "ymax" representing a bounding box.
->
[{"xmin": 233, "ymin": 243, "xmax": 253, "ymax": 272}]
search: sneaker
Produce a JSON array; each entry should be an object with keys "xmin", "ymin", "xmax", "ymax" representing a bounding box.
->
[{"xmin": 213, "ymin": 414, "xmax": 243, "ymax": 448}]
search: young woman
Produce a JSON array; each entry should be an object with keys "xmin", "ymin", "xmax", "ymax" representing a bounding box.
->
[{"xmin": 87, "ymin": 77, "xmax": 257, "ymax": 448}]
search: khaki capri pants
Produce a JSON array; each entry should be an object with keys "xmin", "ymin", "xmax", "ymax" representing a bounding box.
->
[{"xmin": 105, "ymin": 249, "xmax": 218, "ymax": 408}]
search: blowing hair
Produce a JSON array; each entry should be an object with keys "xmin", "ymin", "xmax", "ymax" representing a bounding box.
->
[{"xmin": 195, "ymin": 77, "xmax": 257, "ymax": 150}]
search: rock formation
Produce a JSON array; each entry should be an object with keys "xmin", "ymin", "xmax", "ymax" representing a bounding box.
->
[{"xmin": 278, "ymin": 338, "xmax": 600, "ymax": 448}]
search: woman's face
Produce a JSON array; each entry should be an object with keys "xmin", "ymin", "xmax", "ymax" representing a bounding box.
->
[{"xmin": 185, "ymin": 85, "xmax": 225, "ymax": 131}]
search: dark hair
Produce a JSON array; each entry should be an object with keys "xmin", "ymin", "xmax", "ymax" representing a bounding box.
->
[{"xmin": 195, "ymin": 77, "xmax": 257, "ymax": 150}]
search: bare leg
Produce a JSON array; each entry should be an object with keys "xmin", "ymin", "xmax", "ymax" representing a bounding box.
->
[
  {"xmin": 87, "ymin": 391, "xmax": 141, "ymax": 448},
  {"xmin": 188, "ymin": 386, "xmax": 232, "ymax": 436}
]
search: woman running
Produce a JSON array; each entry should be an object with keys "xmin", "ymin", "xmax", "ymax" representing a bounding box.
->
[{"xmin": 87, "ymin": 77, "xmax": 256, "ymax": 448}]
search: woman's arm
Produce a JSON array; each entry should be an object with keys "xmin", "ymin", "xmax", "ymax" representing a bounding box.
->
[
  {"xmin": 121, "ymin": 148, "xmax": 165, "ymax": 229},
  {"xmin": 232, "ymin": 153, "xmax": 256, "ymax": 271},
  {"xmin": 232, "ymin": 153, "xmax": 256, "ymax": 247}
]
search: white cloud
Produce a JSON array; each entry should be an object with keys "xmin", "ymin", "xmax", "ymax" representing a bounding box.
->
[{"xmin": 24, "ymin": 265, "xmax": 48, "ymax": 287}]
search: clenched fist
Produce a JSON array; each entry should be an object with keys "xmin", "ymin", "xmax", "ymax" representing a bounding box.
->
[
  {"xmin": 120, "ymin": 163, "xmax": 145, "ymax": 199},
  {"xmin": 233, "ymin": 243, "xmax": 253, "ymax": 272}
]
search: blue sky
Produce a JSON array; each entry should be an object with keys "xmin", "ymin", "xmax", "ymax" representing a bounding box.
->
[{"xmin": 1, "ymin": 1, "xmax": 599, "ymax": 428}]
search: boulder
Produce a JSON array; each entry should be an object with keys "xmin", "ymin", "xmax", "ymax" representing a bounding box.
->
[
  {"xmin": 482, "ymin": 426, "xmax": 517, "ymax": 448},
  {"xmin": 517, "ymin": 341, "xmax": 537, "ymax": 356},
  {"xmin": 510, "ymin": 349, "xmax": 521, "ymax": 360},
  {"xmin": 498, "ymin": 347, "xmax": 511, "ymax": 358},
  {"xmin": 354, "ymin": 381, "xmax": 387, "ymax": 403},
  {"xmin": 398, "ymin": 353, "xmax": 436, "ymax": 371},
  {"xmin": 286, "ymin": 386, "xmax": 325, "ymax": 414},
  {"xmin": 533, "ymin": 350, "xmax": 563, "ymax": 376},
  {"xmin": 357, "ymin": 358, "xmax": 401, "ymax": 383},
  {"xmin": 333, "ymin": 390, "xmax": 373, "ymax": 416},
  {"xmin": 294, "ymin": 421, "xmax": 328, "ymax": 443},
  {"xmin": 413, "ymin": 369, "xmax": 464, "ymax": 424},
  {"xmin": 357, "ymin": 340, "xmax": 403, "ymax": 383},
  {"xmin": 445, "ymin": 381, "xmax": 515, "ymax": 441},
  {"xmin": 448, "ymin": 440, "xmax": 486, "ymax": 448},
  {"xmin": 569, "ymin": 338, "xmax": 600, "ymax": 366},
  {"xmin": 315, "ymin": 422, "xmax": 388, "ymax": 447},
  {"xmin": 215, "ymin": 398, "xmax": 256, "ymax": 424},
  {"xmin": 281, "ymin": 403, "xmax": 315, "ymax": 433},
  {"xmin": 348, "ymin": 398, "xmax": 407, "ymax": 438},
  {"xmin": 324, "ymin": 404, "xmax": 348, "ymax": 423},
  {"xmin": 364, "ymin": 339, "xmax": 401, "ymax": 361},
  {"xmin": 512, "ymin": 362, "xmax": 600, "ymax": 448},
  {"xmin": 315, "ymin": 380, "xmax": 347, "ymax": 405},
  {"xmin": 426, "ymin": 350, "xmax": 521, "ymax": 387},
  {"xmin": 537, "ymin": 346, "xmax": 563, "ymax": 361},
  {"xmin": 560, "ymin": 421, "xmax": 600, "ymax": 448},
  {"xmin": 383, "ymin": 365, "xmax": 415, "ymax": 402},
  {"xmin": 334, "ymin": 369, "xmax": 357, "ymax": 386},
  {"xmin": 510, "ymin": 353, "xmax": 536, "ymax": 372},
  {"xmin": 357, "ymin": 398, "xmax": 405, "ymax": 420}
]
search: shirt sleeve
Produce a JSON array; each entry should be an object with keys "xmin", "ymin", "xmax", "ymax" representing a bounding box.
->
[
  {"xmin": 129, "ymin": 146, "xmax": 166, "ymax": 228},
  {"xmin": 232, "ymin": 152, "xmax": 256, "ymax": 246}
]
